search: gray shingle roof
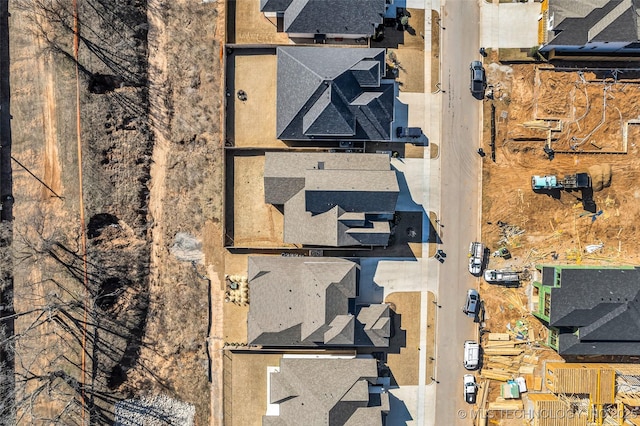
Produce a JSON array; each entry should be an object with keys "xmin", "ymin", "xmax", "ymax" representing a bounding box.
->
[
  {"xmin": 263, "ymin": 357, "xmax": 387, "ymax": 426},
  {"xmin": 276, "ymin": 47, "xmax": 394, "ymax": 141},
  {"xmin": 324, "ymin": 315, "xmax": 355, "ymax": 345},
  {"xmin": 302, "ymin": 87, "xmax": 355, "ymax": 136},
  {"xmin": 546, "ymin": 0, "xmax": 640, "ymax": 46},
  {"xmin": 547, "ymin": 267, "xmax": 640, "ymax": 355},
  {"xmin": 248, "ymin": 256, "xmax": 356, "ymax": 346},
  {"xmin": 264, "ymin": 152, "xmax": 398, "ymax": 247},
  {"xmin": 261, "ymin": 0, "xmax": 386, "ymax": 36},
  {"xmin": 304, "ymin": 169, "xmax": 399, "ymax": 213},
  {"xmin": 260, "ymin": 0, "xmax": 293, "ymax": 13},
  {"xmin": 356, "ymin": 304, "xmax": 391, "ymax": 347},
  {"xmin": 247, "ymin": 256, "xmax": 390, "ymax": 347}
]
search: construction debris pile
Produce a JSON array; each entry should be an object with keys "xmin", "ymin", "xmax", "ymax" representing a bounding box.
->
[
  {"xmin": 587, "ymin": 163, "xmax": 612, "ymax": 192},
  {"xmin": 496, "ymin": 221, "xmax": 525, "ymax": 247}
]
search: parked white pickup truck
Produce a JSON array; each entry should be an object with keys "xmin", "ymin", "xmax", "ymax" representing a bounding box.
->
[{"xmin": 468, "ymin": 242, "xmax": 485, "ymax": 276}]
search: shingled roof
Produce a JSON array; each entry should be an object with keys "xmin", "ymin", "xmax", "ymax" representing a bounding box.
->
[
  {"xmin": 276, "ymin": 47, "xmax": 395, "ymax": 141},
  {"xmin": 545, "ymin": 0, "xmax": 640, "ymax": 47},
  {"xmin": 260, "ymin": 0, "xmax": 386, "ymax": 37},
  {"xmin": 264, "ymin": 152, "xmax": 399, "ymax": 247},
  {"xmin": 263, "ymin": 357, "xmax": 388, "ymax": 426},
  {"xmin": 546, "ymin": 267, "xmax": 640, "ymax": 355},
  {"xmin": 247, "ymin": 256, "xmax": 391, "ymax": 347}
]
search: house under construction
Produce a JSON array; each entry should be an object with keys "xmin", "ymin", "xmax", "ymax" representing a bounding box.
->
[{"xmin": 526, "ymin": 362, "xmax": 640, "ymax": 426}]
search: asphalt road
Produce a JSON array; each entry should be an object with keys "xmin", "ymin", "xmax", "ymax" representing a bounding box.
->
[{"xmin": 433, "ymin": 0, "xmax": 483, "ymax": 424}]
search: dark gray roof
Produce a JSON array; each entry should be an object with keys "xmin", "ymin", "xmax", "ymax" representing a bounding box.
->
[
  {"xmin": 351, "ymin": 60, "xmax": 381, "ymax": 87},
  {"xmin": 264, "ymin": 152, "xmax": 398, "ymax": 247},
  {"xmin": 548, "ymin": 267, "xmax": 640, "ymax": 355},
  {"xmin": 302, "ymin": 87, "xmax": 355, "ymax": 136},
  {"xmin": 276, "ymin": 47, "xmax": 394, "ymax": 141},
  {"xmin": 247, "ymin": 256, "xmax": 391, "ymax": 347},
  {"xmin": 260, "ymin": 0, "xmax": 386, "ymax": 36},
  {"xmin": 263, "ymin": 357, "xmax": 388, "ymax": 426},
  {"xmin": 260, "ymin": 0, "xmax": 293, "ymax": 13},
  {"xmin": 546, "ymin": 0, "xmax": 640, "ymax": 46},
  {"xmin": 542, "ymin": 266, "xmax": 556, "ymax": 286}
]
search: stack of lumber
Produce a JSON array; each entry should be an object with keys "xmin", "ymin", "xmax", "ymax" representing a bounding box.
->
[
  {"xmin": 518, "ymin": 365, "xmax": 535, "ymax": 374},
  {"xmin": 480, "ymin": 369, "xmax": 513, "ymax": 382},
  {"xmin": 483, "ymin": 347, "xmax": 524, "ymax": 356},
  {"xmin": 484, "ymin": 335, "xmax": 527, "ymax": 356},
  {"xmin": 488, "ymin": 397, "xmax": 523, "ymax": 411},
  {"xmin": 480, "ymin": 335, "xmax": 538, "ymax": 381},
  {"xmin": 523, "ymin": 374, "xmax": 542, "ymax": 391},
  {"xmin": 487, "ymin": 333, "xmax": 510, "ymax": 341},
  {"xmin": 481, "ymin": 355, "xmax": 519, "ymax": 381}
]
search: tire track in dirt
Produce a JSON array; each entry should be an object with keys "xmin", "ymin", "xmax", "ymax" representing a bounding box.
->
[
  {"xmin": 40, "ymin": 50, "xmax": 62, "ymax": 199},
  {"xmin": 146, "ymin": 0, "xmax": 169, "ymax": 288}
]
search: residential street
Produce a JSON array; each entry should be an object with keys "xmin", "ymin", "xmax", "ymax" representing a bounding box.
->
[{"xmin": 433, "ymin": 0, "xmax": 482, "ymax": 424}]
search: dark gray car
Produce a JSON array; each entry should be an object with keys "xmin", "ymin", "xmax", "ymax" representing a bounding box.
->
[{"xmin": 470, "ymin": 61, "xmax": 486, "ymax": 99}]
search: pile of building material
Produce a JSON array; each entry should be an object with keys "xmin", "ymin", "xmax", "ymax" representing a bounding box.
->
[
  {"xmin": 507, "ymin": 319, "xmax": 529, "ymax": 340},
  {"xmin": 225, "ymin": 274, "xmax": 249, "ymax": 306},
  {"xmin": 501, "ymin": 381, "xmax": 521, "ymax": 399},
  {"xmin": 479, "ymin": 332, "xmax": 550, "ymax": 421},
  {"xmin": 480, "ymin": 333, "xmax": 539, "ymax": 383},
  {"xmin": 481, "ymin": 334, "xmax": 523, "ymax": 381},
  {"xmin": 487, "ymin": 398, "xmax": 524, "ymax": 411},
  {"xmin": 496, "ymin": 221, "xmax": 525, "ymax": 246}
]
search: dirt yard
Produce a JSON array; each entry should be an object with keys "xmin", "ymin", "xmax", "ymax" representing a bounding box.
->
[
  {"xmin": 384, "ymin": 291, "xmax": 422, "ymax": 386},
  {"xmin": 230, "ymin": 153, "xmax": 289, "ymax": 248},
  {"xmin": 223, "ymin": 350, "xmax": 283, "ymax": 426},
  {"xmin": 230, "ymin": 53, "xmax": 285, "ymax": 149}
]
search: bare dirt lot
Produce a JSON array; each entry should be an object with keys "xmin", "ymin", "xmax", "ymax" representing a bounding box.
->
[
  {"xmin": 5, "ymin": 0, "xmax": 226, "ymax": 424},
  {"xmin": 478, "ymin": 56, "xmax": 640, "ymax": 417},
  {"xmin": 482, "ymin": 59, "xmax": 640, "ymax": 268}
]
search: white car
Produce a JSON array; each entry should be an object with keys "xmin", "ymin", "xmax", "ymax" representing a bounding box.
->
[{"xmin": 463, "ymin": 374, "xmax": 477, "ymax": 404}]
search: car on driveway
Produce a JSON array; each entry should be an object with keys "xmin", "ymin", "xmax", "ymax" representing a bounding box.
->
[
  {"xmin": 470, "ymin": 61, "xmax": 486, "ymax": 99},
  {"xmin": 463, "ymin": 289, "xmax": 480, "ymax": 318},
  {"xmin": 463, "ymin": 374, "xmax": 477, "ymax": 404}
]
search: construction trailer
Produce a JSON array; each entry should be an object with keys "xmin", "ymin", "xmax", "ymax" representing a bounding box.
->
[{"xmin": 483, "ymin": 269, "xmax": 525, "ymax": 285}]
